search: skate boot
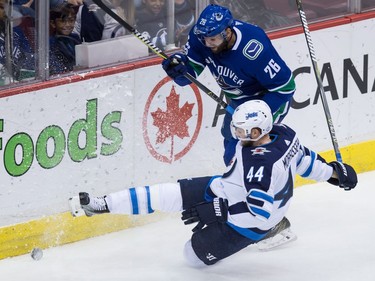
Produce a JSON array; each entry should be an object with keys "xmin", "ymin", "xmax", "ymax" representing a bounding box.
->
[
  {"xmin": 257, "ymin": 217, "xmax": 297, "ymax": 251},
  {"xmin": 69, "ymin": 192, "xmax": 109, "ymax": 217},
  {"xmin": 79, "ymin": 192, "xmax": 110, "ymax": 217}
]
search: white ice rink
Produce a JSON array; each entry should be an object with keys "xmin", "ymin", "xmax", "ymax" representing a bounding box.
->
[{"xmin": 0, "ymin": 171, "xmax": 374, "ymax": 281}]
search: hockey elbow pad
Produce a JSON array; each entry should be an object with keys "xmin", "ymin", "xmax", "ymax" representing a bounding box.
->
[{"xmin": 327, "ymin": 161, "xmax": 358, "ymax": 190}]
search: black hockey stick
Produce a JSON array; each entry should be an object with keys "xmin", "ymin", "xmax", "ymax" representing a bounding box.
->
[
  {"xmin": 92, "ymin": 0, "xmax": 234, "ymax": 114},
  {"xmin": 295, "ymin": 0, "xmax": 343, "ymax": 162}
]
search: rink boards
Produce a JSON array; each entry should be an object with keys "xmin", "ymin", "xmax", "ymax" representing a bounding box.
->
[{"xmin": 0, "ymin": 14, "xmax": 375, "ymax": 259}]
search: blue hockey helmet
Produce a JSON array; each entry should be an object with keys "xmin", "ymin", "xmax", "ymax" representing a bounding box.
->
[{"xmin": 194, "ymin": 4, "xmax": 234, "ymax": 42}]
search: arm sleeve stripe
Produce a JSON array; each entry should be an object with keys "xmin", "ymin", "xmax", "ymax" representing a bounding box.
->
[
  {"xmin": 249, "ymin": 190, "xmax": 274, "ymax": 204},
  {"xmin": 250, "ymin": 206, "xmax": 271, "ymax": 219},
  {"xmin": 301, "ymin": 150, "xmax": 316, "ymax": 178}
]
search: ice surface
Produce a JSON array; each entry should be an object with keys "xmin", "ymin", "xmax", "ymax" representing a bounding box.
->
[{"xmin": 0, "ymin": 171, "xmax": 374, "ymax": 281}]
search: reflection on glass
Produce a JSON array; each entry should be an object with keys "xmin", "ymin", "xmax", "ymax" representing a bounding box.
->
[
  {"xmin": 1, "ymin": 0, "xmax": 374, "ymax": 88},
  {"xmin": 362, "ymin": 0, "xmax": 375, "ymax": 11},
  {"xmin": 211, "ymin": 0, "xmax": 298, "ymax": 30},
  {"xmin": 134, "ymin": 0, "xmax": 195, "ymax": 50},
  {"xmin": 301, "ymin": 0, "xmax": 348, "ymax": 19},
  {"xmin": 101, "ymin": 0, "xmax": 135, "ymax": 40},
  {"xmin": 0, "ymin": 0, "xmax": 35, "ymax": 86}
]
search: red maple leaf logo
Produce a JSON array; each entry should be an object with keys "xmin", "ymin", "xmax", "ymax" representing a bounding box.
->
[
  {"xmin": 151, "ymin": 86, "xmax": 194, "ymax": 145},
  {"xmin": 143, "ymin": 77, "xmax": 203, "ymax": 163}
]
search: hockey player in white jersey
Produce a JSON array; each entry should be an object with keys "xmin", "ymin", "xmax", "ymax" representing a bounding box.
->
[{"xmin": 70, "ymin": 100, "xmax": 357, "ymax": 266}]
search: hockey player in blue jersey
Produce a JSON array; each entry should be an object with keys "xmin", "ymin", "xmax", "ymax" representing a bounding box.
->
[
  {"xmin": 70, "ymin": 100, "xmax": 357, "ymax": 267},
  {"xmin": 161, "ymin": 4, "xmax": 296, "ymax": 166}
]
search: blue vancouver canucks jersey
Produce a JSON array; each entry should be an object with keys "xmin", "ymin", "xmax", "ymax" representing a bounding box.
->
[{"xmin": 181, "ymin": 20, "xmax": 295, "ymax": 112}]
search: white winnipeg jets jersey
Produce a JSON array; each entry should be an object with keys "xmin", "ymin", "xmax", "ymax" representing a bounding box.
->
[{"xmin": 209, "ymin": 124, "xmax": 333, "ymax": 240}]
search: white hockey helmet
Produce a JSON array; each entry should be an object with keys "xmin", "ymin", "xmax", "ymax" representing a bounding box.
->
[{"xmin": 230, "ymin": 100, "xmax": 273, "ymax": 141}]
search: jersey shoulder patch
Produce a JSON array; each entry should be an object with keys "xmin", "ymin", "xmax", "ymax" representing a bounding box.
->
[{"xmin": 243, "ymin": 39, "xmax": 264, "ymax": 60}]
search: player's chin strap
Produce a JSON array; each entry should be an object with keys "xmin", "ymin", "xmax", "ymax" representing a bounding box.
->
[
  {"xmin": 92, "ymin": 0, "xmax": 234, "ymax": 115},
  {"xmin": 222, "ymin": 28, "xmax": 234, "ymax": 51}
]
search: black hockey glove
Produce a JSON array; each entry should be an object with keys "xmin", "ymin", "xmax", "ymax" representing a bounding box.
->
[
  {"xmin": 162, "ymin": 53, "xmax": 188, "ymax": 79},
  {"xmin": 181, "ymin": 197, "xmax": 228, "ymax": 232},
  {"xmin": 327, "ymin": 161, "xmax": 357, "ymax": 190}
]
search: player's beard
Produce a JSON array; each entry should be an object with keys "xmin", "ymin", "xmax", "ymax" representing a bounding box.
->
[
  {"xmin": 210, "ymin": 40, "xmax": 229, "ymax": 54},
  {"xmin": 210, "ymin": 31, "xmax": 234, "ymax": 54}
]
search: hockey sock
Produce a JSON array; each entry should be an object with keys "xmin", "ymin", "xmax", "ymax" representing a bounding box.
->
[{"xmin": 105, "ymin": 183, "xmax": 182, "ymax": 214}]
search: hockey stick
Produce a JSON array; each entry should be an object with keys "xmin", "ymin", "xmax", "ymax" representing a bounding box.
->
[
  {"xmin": 92, "ymin": 0, "xmax": 234, "ymax": 114},
  {"xmin": 295, "ymin": 0, "xmax": 343, "ymax": 162}
]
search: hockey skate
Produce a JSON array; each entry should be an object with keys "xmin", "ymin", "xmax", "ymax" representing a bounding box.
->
[
  {"xmin": 69, "ymin": 192, "xmax": 109, "ymax": 217},
  {"xmin": 256, "ymin": 217, "xmax": 297, "ymax": 251}
]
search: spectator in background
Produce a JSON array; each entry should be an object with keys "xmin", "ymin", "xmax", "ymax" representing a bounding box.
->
[
  {"xmin": 73, "ymin": 0, "xmax": 104, "ymax": 42},
  {"xmin": 15, "ymin": 0, "xmax": 84, "ymax": 9},
  {"xmin": 13, "ymin": 0, "xmax": 36, "ymax": 50},
  {"xmin": 49, "ymin": 4, "xmax": 81, "ymax": 75},
  {"xmin": 134, "ymin": 0, "xmax": 142, "ymax": 8},
  {"xmin": 362, "ymin": 0, "xmax": 375, "ymax": 10},
  {"xmin": 211, "ymin": 0, "xmax": 293, "ymax": 30},
  {"xmin": 102, "ymin": 0, "xmax": 135, "ymax": 40},
  {"xmin": 14, "ymin": 0, "xmax": 35, "ymax": 17},
  {"xmin": 0, "ymin": 0, "xmax": 35, "ymax": 83},
  {"xmin": 174, "ymin": 0, "xmax": 195, "ymax": 46},
  {"xmin": 135, "ymin": 0, "xmax": 194, "ymax": 50},
  {"xmin": 51, "ymin": 0, "xmax": 83, "ymax": 8}
]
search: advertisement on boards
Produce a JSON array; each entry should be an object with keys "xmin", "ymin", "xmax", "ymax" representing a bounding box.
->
[{"xmin": 0, "ymin": 18, "xmax": 375, "ymax": 226}]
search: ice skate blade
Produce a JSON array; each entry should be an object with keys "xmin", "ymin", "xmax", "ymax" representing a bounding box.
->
[
  {"xmin": 69, "ymin": 196, "xmax": 86, "ymax": 217},
  {"xmin": 257, "ymin": 228, "xmax": 297, "ymax": 251}
]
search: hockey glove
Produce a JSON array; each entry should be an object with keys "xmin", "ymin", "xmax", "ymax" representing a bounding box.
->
[
  {"xmin": 162, "ymin": 53, "xmax": 188, "ymax": 79},
  {"xmin": 181, "ymin": 197, "xmax": 228, "ymax": 232},
  {"xmin": 327, "ymin": 161, "xmax": 357, "ymax": 190}
]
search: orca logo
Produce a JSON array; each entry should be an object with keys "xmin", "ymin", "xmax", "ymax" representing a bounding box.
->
[
  {"xmin": 213, "ymin": 12, "xmax": 224, "ymax": 21},
  {"xmin": 243, "ymin": 39, "xmax": 263, "ymax": 60}
]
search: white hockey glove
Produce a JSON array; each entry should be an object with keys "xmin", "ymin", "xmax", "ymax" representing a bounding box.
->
[{"xmin": 327, "ymin": 161, "xmax": 357, "ymax": 190}]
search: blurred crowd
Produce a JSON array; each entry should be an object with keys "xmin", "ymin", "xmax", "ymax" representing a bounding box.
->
[
  {"xmin": 1, "ymin": 0, "xmax": 374, "ymax": 82},
  {"xmin": 1, "ymin": 0, "xmax": 196, "ymax": 81}
]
